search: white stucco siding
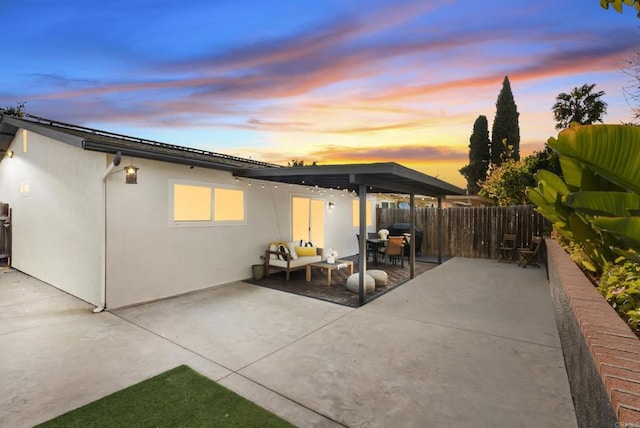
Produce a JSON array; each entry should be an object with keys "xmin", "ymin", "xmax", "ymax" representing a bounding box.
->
[
  {"xmin": 0, "ymin": 130, "xmax": 105, "ymax": 305},
  {"xmin": 105, "ymin": 158, "xmax": 373, "ymax": 308}
]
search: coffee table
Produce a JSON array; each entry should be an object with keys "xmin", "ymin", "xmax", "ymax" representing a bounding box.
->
[{"xmin": 306, "ymin": 260, "xmax": 354, "ymax": 286}]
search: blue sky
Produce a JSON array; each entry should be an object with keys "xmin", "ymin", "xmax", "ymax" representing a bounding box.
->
[{"xmin": 2, "ymin": 0, "xmax": 639, "ymax": 186}]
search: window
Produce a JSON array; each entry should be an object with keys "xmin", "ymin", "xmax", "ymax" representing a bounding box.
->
[
  {"xmin": 172, "ymin": 182, "xmax": 212, "ymax": 222},
  {"xmin": 169, "ymin": 180, "xmax": 245, "ymax": 227},
  {"xmin": 213, "ymin": 187, "xmax": 245, "ymax": 222},
  {"xmin": 352, "ymin": 199, "xmax": 372, "ymax": 227}
]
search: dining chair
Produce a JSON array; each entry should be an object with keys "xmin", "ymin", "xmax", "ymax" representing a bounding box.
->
[
  {"xmin": 384, "ymin": 236, "xmax": 405, "ymax": 267},
  {"xmin": 356, "ymin": 234, "xmax": 375, "ymax": 262}
]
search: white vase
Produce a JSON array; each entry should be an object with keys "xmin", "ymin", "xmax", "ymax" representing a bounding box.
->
[{"xmin": 327, "ymin": 256, "xmax": 335, "ymax": 264}]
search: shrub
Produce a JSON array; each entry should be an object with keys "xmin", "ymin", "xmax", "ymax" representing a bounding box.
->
[{"xmin": 599, "ymin": 260, "xmax": 640, "ymax": 332}]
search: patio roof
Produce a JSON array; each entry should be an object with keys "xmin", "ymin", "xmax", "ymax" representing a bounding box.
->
[{"xmin": 233, "ymin": 162, "xmax": 464, "ymax": 197}]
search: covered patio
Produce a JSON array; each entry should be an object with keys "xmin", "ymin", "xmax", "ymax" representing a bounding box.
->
[
  {"xmin": 234, "ymin": 162, "xmax": 465, "ymax": 305},
  {"xmin": 245, "ymin": 253, "xmax": 443, "ymax": 307}
]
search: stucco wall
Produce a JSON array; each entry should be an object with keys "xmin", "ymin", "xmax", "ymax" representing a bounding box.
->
[
  {"xmin": 0, "ymin": 129, "xmax": 104, "ymax": 304},
  {"xmin": 105, "ymin": 157, "xmax": 375, "ymax": 308}
]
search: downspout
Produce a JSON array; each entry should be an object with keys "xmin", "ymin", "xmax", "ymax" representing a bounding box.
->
[{"xmin": 94, "ymin": 151, "xmax": 121, "ymax": 313}]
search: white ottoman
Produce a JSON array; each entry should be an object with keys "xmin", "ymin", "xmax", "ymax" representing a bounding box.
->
[
  {"xmin": 346, "ymin": 273, "xmax": 375, "ymax": 292},
  {"xmin": 367, "ymin": 270, "xmax": 388, "ymax": 287}
]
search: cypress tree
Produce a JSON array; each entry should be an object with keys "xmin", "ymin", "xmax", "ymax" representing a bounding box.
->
[
  {"xmin": 491, "ymin": 76, "xmax": 520, "ymax": 166},
  {"xmin": 459, "ymin": 115, "xmax": 490, "ymax": 194}
]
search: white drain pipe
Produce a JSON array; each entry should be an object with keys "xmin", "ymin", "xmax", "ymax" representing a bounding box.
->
[{"xmin": 94, "ymin": 152, "xmax": 121, "ymax": 313}]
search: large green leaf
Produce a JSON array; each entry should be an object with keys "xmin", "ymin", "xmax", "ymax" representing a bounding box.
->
[
  {"xmin": 590, "ymin": 216, "xmax": 640, "ymax": 250},
  {"xmin": 548, "ymin": 124, "xmax": 640, "ymax": 195},
  {"xmin": 565, "ymin": 191, "xmax": 640, "ymax": 217},
  {"xmin": 535, "ymin": 170, "xmax": 569, "ymax": 199},
  {"xmin": 558, "ymin": 155, "xmax": 583, "ymax": 190},
  {"xmin": 526, "ymin": 187, "xmax": 567, "ymax": 223}
]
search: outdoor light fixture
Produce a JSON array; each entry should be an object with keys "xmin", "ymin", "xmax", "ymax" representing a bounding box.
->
[
  {"xmin": 328, "ymin": 202, "xmax": 335, "ymax": 210},
  {"xmin": 124, "ymin": 165, "xmax": 138, "ymax": 184},
  {"xmin": 6, "ymin": 150, "xmax": 14, "ymax": 158}
]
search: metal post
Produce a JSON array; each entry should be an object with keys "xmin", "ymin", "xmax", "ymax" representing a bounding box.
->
[
  {"xmin": 359, "ymin": 184, "xmax": 367, "ymax": 306},
  {"xmin": 437, "ymin": 196, "xmax": 443, "ymax": 264},
  {"xmin": 409, "ymin": 193, "xmax": 415, "ymax": 278}
]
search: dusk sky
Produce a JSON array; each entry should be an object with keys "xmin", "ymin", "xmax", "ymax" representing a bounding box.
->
[{"xmin": 3, "ymin": 1, "xmax": 640, "ymax": 187}]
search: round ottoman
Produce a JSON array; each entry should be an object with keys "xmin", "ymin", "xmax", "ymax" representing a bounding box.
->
[
  {"xmin": 346, "ymin": 273, "xmax": 375, "ymax": 293},
  {"xmin": 367, "ymin": 269, "xmax": 388, "ymax": 287}
]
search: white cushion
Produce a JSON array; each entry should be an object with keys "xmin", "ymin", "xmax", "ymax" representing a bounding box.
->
[
  {"xmin": 367, "ymin": 270, "xmax": 388, "ymax": 287},
  {"xmin": 346, "ymin": 273, "xmax": 375, "ymax": 292},
  {"xmin": 287, "ymin": 241, "xmax": 299, "ymax": 260},
  {"xmin": 269, "ymin": 255, "xmax": 321, "ymax": 268}
]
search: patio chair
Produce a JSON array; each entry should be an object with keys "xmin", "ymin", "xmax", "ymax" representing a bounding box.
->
[
  {"xmin": 384, "ymin": 236, "xmax": 405, "ymax": 267},
  {"xmin": 356, "ymin": 234, "xmax": 375, "ymax": 262},
  {"xmin": 517, "ymin": 236, "xmax": 543, "ymax": 268},
  {"xmin": 497, "ymin": 233, "xmax": 517, "ymax": 263}
]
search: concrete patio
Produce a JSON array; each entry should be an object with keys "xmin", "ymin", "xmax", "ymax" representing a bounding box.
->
[{"xmin": 0, "ymin": 257, "xmax": 576, "ymax": 427}]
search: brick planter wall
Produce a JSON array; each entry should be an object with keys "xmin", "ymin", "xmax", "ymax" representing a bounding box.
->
[{"xmin": 546, "ymin": 238, "xmax": 640, "ymax": 427}]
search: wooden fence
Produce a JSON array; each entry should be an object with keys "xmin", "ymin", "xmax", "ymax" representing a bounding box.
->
[{"xmin": 377, "ymin": 205, "xmax": 551, "ymax": 259}]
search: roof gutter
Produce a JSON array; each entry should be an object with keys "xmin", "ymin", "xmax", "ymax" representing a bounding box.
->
[{"xmin": 82, "ymin": 139, "xmax": 275, "ymax": 172}]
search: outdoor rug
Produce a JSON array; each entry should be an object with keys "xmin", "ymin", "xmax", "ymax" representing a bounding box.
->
[{"xmin": 245, "ymin": 254, "xmax": 441, "ymax": 307}]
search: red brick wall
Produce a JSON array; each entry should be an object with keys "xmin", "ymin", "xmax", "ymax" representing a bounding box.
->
[{"xmin": 547, "ymin": 239, "xmax": 640, "ymax": 427}]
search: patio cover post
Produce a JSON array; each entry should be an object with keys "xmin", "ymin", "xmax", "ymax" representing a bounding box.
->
[
  {"xmin": 409, "ymin": 193, "xmax": 415, "ymax": 278},
  {"xmin": 358, "ymin": 184, "xmax": 368, "ymax": 306},
  {"xmin": 437, "ymin": 196, "xmax": 443, "ymax": 264}
]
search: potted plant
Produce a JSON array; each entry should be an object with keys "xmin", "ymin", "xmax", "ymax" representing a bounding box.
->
[{"xmin": 326, "ymin": 248, "xmax": 338, "ymax": 264}]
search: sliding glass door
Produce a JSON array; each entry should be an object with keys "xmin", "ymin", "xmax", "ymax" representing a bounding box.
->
[{"xmin": 292, "ymin": 196, "xmax": 325, "ymax": 248}]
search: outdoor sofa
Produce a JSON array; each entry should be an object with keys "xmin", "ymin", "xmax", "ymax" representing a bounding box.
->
[{"xmin": 265, "ymin": 241, "xmax": 323, "ymax": 280}]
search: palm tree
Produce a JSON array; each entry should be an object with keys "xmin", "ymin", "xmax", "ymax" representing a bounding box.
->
[{"xmin": 551, "ymin": 84, "xmax": 607, "ymax": 130}]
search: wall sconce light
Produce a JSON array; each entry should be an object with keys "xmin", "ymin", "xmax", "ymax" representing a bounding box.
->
[
  {"xmin": 124, "ymin": 165, "xmax": 138, "ymax": 184},
  {"xmin": 6, "ymin": 150, "xmax": 14, "ymax": 158},
  {"xmin": 328, "ymin": 202, "xmax": 335, "ymax": 210}
]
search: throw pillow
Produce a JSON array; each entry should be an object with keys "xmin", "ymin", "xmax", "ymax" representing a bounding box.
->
[
  {"xmin": 277, "ymin": 244, "xmax": 291, "ymax": 261},
  {"xmin": 287, "ymin": 241, "xmax": 299, "ymax": 260},
  {"xmin": 295, "ymin": 246, "xmax": 316, "ymax": 257},
  {"xmin": 268, "ymin": 243, "xmax": 279, "ymax": 260}
]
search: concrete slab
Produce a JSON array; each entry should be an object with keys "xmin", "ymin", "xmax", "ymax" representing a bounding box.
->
[
  {"xmin": 0, "ymin": 273, "xmax": 230, "ymax": 428},
  {"xmin": 365, "ymin": 257, "xmax": 561, "ymax": 347},
  {"xmin": 2, "ymin": 257, "xmax": 577, "ymax": 427},
  {"xmin": 115, "ymin": 281, "xmax": 354, "ymax": 371},
  {"xmin": 0, "ymin": 269, "xmax": 62, "ymax": 308},
  {"xmin": 219, "ymin": 374, "xmax": 341, "ymax": 428},
  {"xmin": 240, "ymin": 308, "xmax": 575, "ymax": 427}
]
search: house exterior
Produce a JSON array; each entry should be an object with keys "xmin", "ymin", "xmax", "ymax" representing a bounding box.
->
[{"xmin": 0, "ymin": 115, "xmax": 379, "ymax": 309}]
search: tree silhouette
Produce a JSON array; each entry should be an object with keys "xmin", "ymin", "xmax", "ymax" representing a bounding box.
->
[
  {"xmin": 0, "ymin": 102, "xmax": 26, "ymax": 118},
  {"xmin": 491, "ymin": 76, "xmax": 520, "ymax": 167},
  {"xmin": 459, "ymin": 115, "xmax": 491, "ymax": 194},
  {"xmin": 551, "ymin": 84, "xmax": 607, "ymax": 130}
]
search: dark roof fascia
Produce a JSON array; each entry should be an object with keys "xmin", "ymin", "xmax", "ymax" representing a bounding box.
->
[
  {"xmin": 1, "ymin": 114, "xmax": 281, "ymax": 172},
  {"xmin": 1, "ymin": 115, "xmax": 85, "ymax": 148},
  {"xmin": 82, "ymin": 139, "xmax": 245, "ymax": 172},
  {"xmin": 234, "ymin": 162, "xmax": 465, "ymax": 196}
]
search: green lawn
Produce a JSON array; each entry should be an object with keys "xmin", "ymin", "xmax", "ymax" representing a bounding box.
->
[{"xmin": 36, "ymin": 365, "xmax": 295, "ymax": 428}]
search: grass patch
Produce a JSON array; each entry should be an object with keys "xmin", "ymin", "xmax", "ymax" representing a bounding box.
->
[{"xmin": 36, "ymin": 365, "xmax": 294, "ymax": 428}]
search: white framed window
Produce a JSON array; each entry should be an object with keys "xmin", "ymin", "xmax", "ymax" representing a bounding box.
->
[
  {"xmin": 169, "ymin": 180, "xmax": 212, "ymax": 226},
  {"xmin": 169, "ymin": 180, "xmax": 245, "ymax": 227},
  {"xmin": 213, "ymin": 186, "xmax": 246, "ymax": 224}
]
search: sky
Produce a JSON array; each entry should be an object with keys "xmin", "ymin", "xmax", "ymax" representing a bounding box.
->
[{"xmin": 2, "ymin": 0, "xmax": 640, "ymax": 188}]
